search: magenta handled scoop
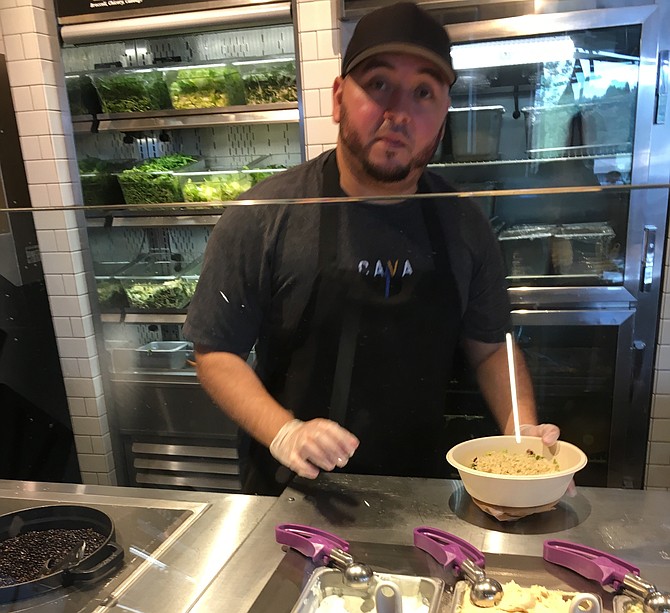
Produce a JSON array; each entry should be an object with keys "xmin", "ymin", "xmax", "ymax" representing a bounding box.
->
[
  {"xmin": 414, "ymin": 527, "xmax": 503, "ymax": 608},
  {"xmin": 544, "ymin": 539, "xmax": 670, "ymax": 613},
  {"xmin": 275, "ymin": 523, "xmax": 373, "ymax": 589}
]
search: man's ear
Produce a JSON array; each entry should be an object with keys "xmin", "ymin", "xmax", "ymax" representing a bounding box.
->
[{"xmin": 332, "ymin": 75, "xmax": 344, "ymax": 124}]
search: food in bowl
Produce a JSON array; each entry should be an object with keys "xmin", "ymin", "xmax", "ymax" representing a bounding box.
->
[
  {"xmin": 471, "ymin": 448, "xmax": 560, "ymax": 475},
  {"xmin": 446, "ymin": 435, "xmax": 587, "ymax": 508}
]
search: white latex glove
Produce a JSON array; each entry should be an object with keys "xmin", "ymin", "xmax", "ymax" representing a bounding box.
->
[
  {"xmin": 269, "ymin": 418, "xmax": 359, "ymax": 479},
  {"xmin": 519, "ymin": 423, "xmax": 576, "ymax": 497},
  {"xmin": 519, "ymin": 423, "xmax": 560, "ymax": 445}
]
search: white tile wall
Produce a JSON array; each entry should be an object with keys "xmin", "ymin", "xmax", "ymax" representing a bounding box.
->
[
  {"xmin": 0, "ymin": 0, "xmax": 116, "ymax": 486},
  {"xmin": 297, "ymin": 0, "xmax": 339, "ymax": 156}
]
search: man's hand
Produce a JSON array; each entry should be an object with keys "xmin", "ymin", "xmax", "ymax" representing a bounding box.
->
[
  {"xmin": 519, "ymin": 423, "xmax": 560, "ymax": 445},
  {"xmin": 270, "ymin": 418, "xmax": 360, "ymax": 479},
  {"xmin": 519, "ymin": 422, "xmax": 576, "ymax": 497}
]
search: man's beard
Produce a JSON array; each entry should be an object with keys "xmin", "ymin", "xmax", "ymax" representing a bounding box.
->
[{"xmin": 339, "ymin": 106, "xmax": 442, "ymax": 183}]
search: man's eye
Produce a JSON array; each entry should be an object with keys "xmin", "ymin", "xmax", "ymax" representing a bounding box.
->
[
  {"xmin": 415, "ymin": 86, "xmax": 434, "ymax": 100},
  {"xmin": 368, "ymin": 79, "xmax": 388, "ymax": 91}
]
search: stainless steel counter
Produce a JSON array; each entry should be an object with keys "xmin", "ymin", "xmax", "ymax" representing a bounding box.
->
[
  {"xmin": 0, "ymin": 479, "xmax": 274, "ymax": 612},
  {"xmin": 2, "ymin": 476, "xmax": 668, "ymax": 612},
  {"xmin": 192, "ymin": 474, "xmax": 670, "ymax": 612}
]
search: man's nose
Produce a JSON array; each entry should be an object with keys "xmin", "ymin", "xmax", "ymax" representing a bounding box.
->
[{"xmin": 383, "ymin": 88, "xmax": 412, "ymax": 124}]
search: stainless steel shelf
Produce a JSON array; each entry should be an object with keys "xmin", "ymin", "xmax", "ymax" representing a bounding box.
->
[
  {"xmin": 101, "ymin": 313, "xmax": 187, "ymax": 324},
  {"xmin": 110, "ymin": 370, "xmax": 197, "ymax": 383},
  {"xmin": 72, "ymin": 103, "xmax": 299, "ymax": 133},
  {"xmin": 428, "ymin": 150, "xmax": 632, "ymax": 168}
]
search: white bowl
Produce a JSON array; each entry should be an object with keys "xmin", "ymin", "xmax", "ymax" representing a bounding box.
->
[{"xmin": 446, "ymin": 435, "xmax": 588, "ymax": 508}]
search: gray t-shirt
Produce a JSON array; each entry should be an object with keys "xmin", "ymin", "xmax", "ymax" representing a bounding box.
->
[{"xmin": 183, "ymin": 150, "xmax": 510, "ymax": 363}]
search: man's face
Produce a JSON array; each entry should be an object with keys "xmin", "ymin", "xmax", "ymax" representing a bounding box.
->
[{"xmin": 333, "ymin": 52, "xmax": 451, "ymax": 183}]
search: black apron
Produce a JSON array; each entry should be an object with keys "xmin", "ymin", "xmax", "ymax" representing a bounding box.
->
[{"xmin": 240, "ymin": 153, "xmax": 464, "ymax": 495}]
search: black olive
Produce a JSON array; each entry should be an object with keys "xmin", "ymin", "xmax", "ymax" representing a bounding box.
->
[{"xmin": 0, "ymin": 528, "xmax": 106, "ymax": 586}]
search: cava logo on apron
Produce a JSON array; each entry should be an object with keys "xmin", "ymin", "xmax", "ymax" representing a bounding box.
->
[{"xmin": 357, "ymin": 259, "xmax": 414, "ymax": 298}]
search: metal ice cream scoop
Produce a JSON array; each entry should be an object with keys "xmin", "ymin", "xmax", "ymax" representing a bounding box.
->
[
  {"xmin": 414, "ymin": 527, "xmax": 503, "ymax": 608},
  {"xmin": 275, "ymin": 523, "xmax": 373, "ymax": 589},
  {"xmin": 544, "ymin": 540, "xmax": 670, "ymax": 613}
]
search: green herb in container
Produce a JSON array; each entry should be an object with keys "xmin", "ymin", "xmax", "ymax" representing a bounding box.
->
[
  {"xmin": 243, "ymin": 63, "xmax": 298, "ymax": 104},
  {"xmin": 167, "ymin": 66, "xmax": 246, "ymax": 110},
  {"xmin": 118, "ymin": 154, "xmax": 196, "ymax": 204}
]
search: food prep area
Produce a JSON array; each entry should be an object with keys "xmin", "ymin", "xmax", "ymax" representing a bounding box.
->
[
  {"xmin": 0, "ymin": 480, "xmax": 273, "ymax": 612},
  {"xmin": 189, "ymin": 474, "xmax": 670, "ymax": 613},
  {"xmin": 0, "ymin": 471, "xmax": 668, "ymax": 612}
]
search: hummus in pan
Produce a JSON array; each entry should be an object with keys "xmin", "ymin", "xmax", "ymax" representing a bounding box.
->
[{"xmin": 457, "ymin": 581, "xmax": 587, "ymax": 613}]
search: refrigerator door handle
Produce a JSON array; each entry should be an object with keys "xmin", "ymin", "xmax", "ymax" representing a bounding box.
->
[
  {"xmin": 640, "ymin": 225, "xmax": 657, "ymax": 293},
  {"xmin": 655, "ymin": 50, "xmax": 669, "ymax": 125},
  {"xmin": 631, "ymin": 340, "xmax": 646, "ymax": 383}
]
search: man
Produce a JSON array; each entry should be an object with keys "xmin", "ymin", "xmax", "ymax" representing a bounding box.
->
[{"xmin": 183, "ymin": 2, "xmax": 560, "ymax": 498}]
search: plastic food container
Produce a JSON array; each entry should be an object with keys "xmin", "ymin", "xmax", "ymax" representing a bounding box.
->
[
  {"xmin": 551, "ymin": 223, "xmax": 616, "ymax": 275},
  {"xmin": 449, "ymin": 105, "xmax": 505, "ymax": 162},
  {"xmin": 291, "ymin": 567, "xmax": 443, "ymax": 613},
  {"xmin": 521, "ymin": 104, "xmax": 577, "ymax": 158},
  {"xmin": 498, "ymin": 224, "xmax": 556, "ymax": 277},
  {"xmin": 581, "ymin": 98, "xmax": 636, "ymax": 155},
  {"xmin": 136, "ymin": 341, "xmax": 190, "ymax": 369},
  {"xmin": 179, "ymin": 171, "xmax": 253, "ymax": 203},
  {"xmin": 123, "ymin": 278, "xmax": 197, "ymax": 310},
  {"xmin": 164, "ymin": 66, "xmax": 246, "ymax": 110},
  {"xmin": 66, "ymin": 75, "xmax": 97, "ymax": 116},
  {"xmin": 92, "ymin": 68, "xmax": 172, "ymax": 114},
  {"xmin": 79, "ymin": 159, "xmax": 134, "ymax": 206},
  {"xmin": 118, "ymin": 158, "xmax": 203, "ymax": 205},
  {"xmin": 96, "ymin": 279, "xmax": 129, "ymax": 310},
  {"xmin": 240, "ymin": 61, "xmax": 298, "ymax": 104}
]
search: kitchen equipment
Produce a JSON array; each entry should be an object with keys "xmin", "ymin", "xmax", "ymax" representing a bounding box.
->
[
  {"xmin": 521, "ymin": 104, "xmax": 577, "ymax": 158},
  {"xmin": 288, "ymin": 567, "xmax": 443, "ymax": 613},
  {"xmin": 448, "ymin": 106, "xmax": 505, "ymax": 162},
  {"xmin": 498, "ymin": 225, "xmax": 556, "ymax": 277},
  {"xmin": 414, "ymin": 526, "xmax": 503, "ymax": 608},
  {"xmin": 275, "ymin": 524, "xmax": 373, "ymax": 589},
  {"xmin": 136, "ymin": 341, "xmax": 191, "ymax": 370},
  {"xmin": 41, "ymin": 539, "xmax": 86, "ymax": 577},
  {"xmin": 446, "ymin": 435, "xmax": 587, "ymax": 507},
  {"xmin": 374, "ymin": 580, "xmax": 403, "ymax": 613},
  {"xmin": 448, "ymin": 580, "xmax": 603, "ymax": 613},
  {"xmin": 551, "ymin": 223, "xmax": 616, "ymax": 276},
  {"xmin": 544, "ymin": 540, "xmax": 670, "ymax": 613},
  {"xmin": 0, "ymin": 505, "xmax": 124, "ymax": 604}
]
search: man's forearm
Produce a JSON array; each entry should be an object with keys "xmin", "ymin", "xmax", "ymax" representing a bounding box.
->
[
  {"xmin": 194, "ymin": 348, "xmax": 293, "ymax": 447},
  {"xmin": 467, "ymin": 341, "xmax": 538, "ymax": 433}
]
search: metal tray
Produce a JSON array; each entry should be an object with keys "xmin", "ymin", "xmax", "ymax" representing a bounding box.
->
[
  {"xmin": 291, "ymin": 567, "xmax": 443, "ymax": 613},
  {"xmin": 117, "ymin": 251, "xmax": 189, "ymax": 279},
  {"xmin": 612, "ymin": 596, "xmax": 643, "ymax": 613},
  {"xmin": 135, "ymin": 341, "xmax": 191, "ymax": 369}
]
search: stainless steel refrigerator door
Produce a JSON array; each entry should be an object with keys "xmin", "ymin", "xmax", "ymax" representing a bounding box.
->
[
  {"xmin": 444, "ymin": 308, "xmax": 640, "ymax": 488},
  {"xmin": 438, "ymin": 4, "xmax": 670, "ymax": 300},
  {"xmin": 510, "ymin": 308, "xmax": 639, "ymax": 489}
]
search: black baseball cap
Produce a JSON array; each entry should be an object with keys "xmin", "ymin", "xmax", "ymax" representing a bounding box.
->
[{"xmin": 341, "ymin": 2, "xmax": 456, "ymax": 86}]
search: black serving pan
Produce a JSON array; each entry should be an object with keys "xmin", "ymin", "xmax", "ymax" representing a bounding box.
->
[{"xmin": 0, "ymin": 504, "xmax": 124, "ymax": 603}]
